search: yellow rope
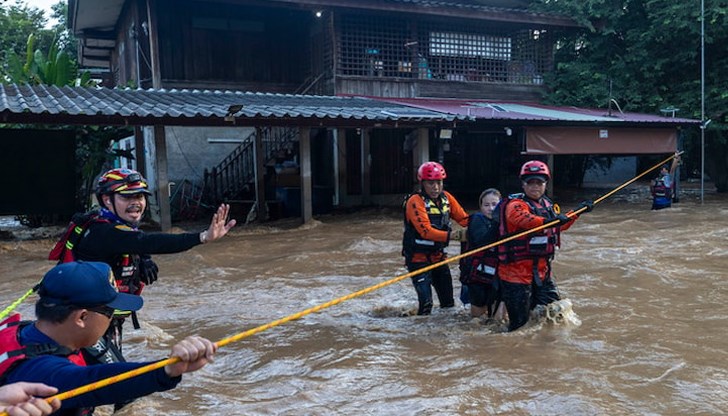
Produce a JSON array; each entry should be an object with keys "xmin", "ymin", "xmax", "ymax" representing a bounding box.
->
[
  {"xmin": 0, "ymin": 287, "xmax": 36, "ymax": 321},
  {"xmin": 0, "ymin": 151, "xmax": 681, "ymax": 414}
]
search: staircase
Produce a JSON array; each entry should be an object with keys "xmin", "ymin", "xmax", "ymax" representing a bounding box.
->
[
  {"xmin": 203, "ymin": 127, "xmax": 299, "ymax": 218},
  {"xmin": 202, "ymin": 73, "xmax": 326, "ymax": 219}
]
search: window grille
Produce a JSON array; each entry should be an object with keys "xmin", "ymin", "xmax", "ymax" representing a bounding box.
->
[{"xmin": 336, "ymin": 14, "xmax": 553, "ymax": 85}]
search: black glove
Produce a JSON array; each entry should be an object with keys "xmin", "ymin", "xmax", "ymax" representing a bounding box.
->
[
  {"xmin": 138, "ymin": 255, "xmax": 159, "ymax": 285},
  {"xmin": 554, "ymin": 213, "xmax": 572, "ymax": 226},
  {"xmin": 577, "ymin": 200, "xmax": 594, "ymax": 213}
]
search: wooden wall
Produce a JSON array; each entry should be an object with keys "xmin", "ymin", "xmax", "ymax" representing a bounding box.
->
[
  {"xmin": 154, "ymin": 0, "xmax": 313, "ymax": 90},
  {"xmin": 336, "ymin": 77, "xmax": 544, "ymax": 100}
]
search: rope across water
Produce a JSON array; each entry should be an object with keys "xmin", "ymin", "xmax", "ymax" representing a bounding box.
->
[{"xmin": 0, "ymin": 152, "xmax": 682, "ymax": 414}]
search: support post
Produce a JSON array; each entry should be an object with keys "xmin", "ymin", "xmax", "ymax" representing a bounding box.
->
[
  {"xmin": 153, "ymin": 125, "xmax": 171, "ymax": 231},
  {"xmin": 334, "ymin": 128, "xmax": 347, "ymax": 206},
  {"xmin": 254, "ymin": 127, "xmax": 266, "ymax": 221},
  {"xmin": 146, "ymin": 0, "xmax": 162, "ymax": 88},
  {"xmin": 413, "ymin": 128, "xmax": 430, "ymax": 188},
  {"xmin": 134, "ymin": 126, "xmax": 146, "ymax": 177},
  {"xmin": 299, "ymin": 127, "xmax": 313, "ymax": 223},
  {"xmin": 547, "ymin": 154, "xmax": 554, "ymax": 197},
  {"xmin": 361, "ymin": 128, "xmax": 371, "ymax": 204}
]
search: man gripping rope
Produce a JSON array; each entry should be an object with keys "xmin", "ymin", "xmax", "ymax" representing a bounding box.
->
[
  {"xmin": 402, "ymin": 162, "xmax": 469, "ymax": 315},
  {"xmin": 48, "ymin": 169, "xmax": 234, "ymax": 387}
]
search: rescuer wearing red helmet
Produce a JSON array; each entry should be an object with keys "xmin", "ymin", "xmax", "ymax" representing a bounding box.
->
[
  {"xmin": 496, "ymin": 160, "xmax": 592, "ymax": 331},
  {"xmin": 48, "ymin": 168, "xmax": 235, "ymax": 409},
  {"xmin": 402, "ymin": 161, "xmax": 469, "ymax": 315}
]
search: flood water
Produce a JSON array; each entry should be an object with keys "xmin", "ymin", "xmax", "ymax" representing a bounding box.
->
[{"xmin": 1, "ymin": 185, "xmax": 727, "ymax": 415}]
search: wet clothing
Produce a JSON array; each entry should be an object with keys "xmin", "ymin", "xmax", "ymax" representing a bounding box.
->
[
  {"xmin": 402, "ymin": 191, "xmax": 468, "ymax": 315},
  {"xmin": 459, "ymin": 212, "xmax": 500, "ymax": 314},
  {"xmin": 72, "ymin": 209, "xmax": 201, "ymax": 296},
  {"xmin": 51, "ymin": 208, "xmax": 201, "ymax": 392},
  {"xmin": 651, "ymin": 174, "xmax": 673, "ymax": 210},
  {"xmin": 3, "ymin": 323, "xmax": 181, "ymax": 415},
  {"xmin": 409, "ymin": 263, "xmax": 455, "ymax": 315},
  {"xmin": 500, "ymin": 277, "xmax": 560, "ymax": 331},
  {"xmin": 497, "ymin": 194, "xmax": 576, "ymax": 331}
]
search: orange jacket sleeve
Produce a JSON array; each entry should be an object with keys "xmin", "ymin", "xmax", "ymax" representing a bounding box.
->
[
  {"xmin": 506, "ymin": 199, "xmax": 577, "ymax": 233},
  {"xmin": 505, "ymin": 198, "xmax": 545, "ymax": 231},
  {"xmin": 404, "ymin": 194, "xmax": 449, "ymax": 243},
  {"xmin": 443, "ymin": 191, "xmax": 469, "ymax": 227}
]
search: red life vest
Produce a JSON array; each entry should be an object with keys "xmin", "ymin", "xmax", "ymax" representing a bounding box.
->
[
  {"xmin": 49, "ymin": 210, "xmax": 108, "ymax": 264},
  {"xmin": 496, "ymin": 193, "xmax": 560, "ymax": 264},
  {"xmin": 0, "ymin": 314, "xmax": 87, "ymax": 381}
]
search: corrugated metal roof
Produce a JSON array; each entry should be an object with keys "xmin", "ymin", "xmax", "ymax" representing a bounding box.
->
[
  {"xmin": 373, "ymin": 97, "xmax": 700, "ymax": 125},
  {"xmin": 0, "ymin": 84, "xmax": 463, "ymax": 127}
]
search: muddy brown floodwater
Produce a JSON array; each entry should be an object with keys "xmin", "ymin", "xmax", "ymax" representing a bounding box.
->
[{"xmin": 1, "ymin": 186, "xmax": 727, "ymax": 415}]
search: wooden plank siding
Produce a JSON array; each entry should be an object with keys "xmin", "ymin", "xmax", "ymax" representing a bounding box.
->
[
  {"xmin": 154, "ymin": 0, "xmax": 313, "ymax": 90},
  {"xmin": 369, "ymin": 129, "xmax": 414, "ymax": 195}
]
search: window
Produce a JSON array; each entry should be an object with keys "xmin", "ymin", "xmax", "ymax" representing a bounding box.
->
[
  {"xmin": 429, "ymin": 32, "xmax": 511, "ymax": 61},
  {"xmin": 337, "ymin": 14, "xmax": 553, "ymax": 84}
]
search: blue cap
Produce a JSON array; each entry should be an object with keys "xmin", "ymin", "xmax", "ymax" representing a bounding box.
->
[{"xmin": 39, "ymin": 262, "xmax": 143, "ymax": 311}]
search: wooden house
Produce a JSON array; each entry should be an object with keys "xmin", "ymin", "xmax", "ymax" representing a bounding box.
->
[{"xmin": 66, "ymin": 0, "xmax": 694, "ymax": 225}]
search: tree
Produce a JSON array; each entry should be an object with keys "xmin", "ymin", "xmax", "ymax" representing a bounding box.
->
[
  {"xmin": 2, "ymin": 20, "xmax": 132, "ymax": 223},
  {"xmin": 0, "ymin": 0, "xmax": 55, "ymax": 80},
  {"xmin": 533, "ymin": 0, "xmax": 728, "ymax": 191}
]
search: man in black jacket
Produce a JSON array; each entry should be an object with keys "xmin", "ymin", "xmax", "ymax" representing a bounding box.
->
[{"xmin": 49, "ymin": 168, "xmax": 234, "ymax": 386}]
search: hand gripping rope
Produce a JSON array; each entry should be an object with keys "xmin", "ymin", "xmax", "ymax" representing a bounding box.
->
[{"xmin": 0, "ymin": 152, "xmax": 682, "ymax": 414}]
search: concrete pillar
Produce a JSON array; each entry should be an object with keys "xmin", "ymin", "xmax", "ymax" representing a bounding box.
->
[{"xmin": 299, "ymin": 127, "xmax": 313, "ymax": 223}]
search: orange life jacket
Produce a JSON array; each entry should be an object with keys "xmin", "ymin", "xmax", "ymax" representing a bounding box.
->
[{"xmin": 497, "ymin": 193, "xmax": 560, "ymax": 264}]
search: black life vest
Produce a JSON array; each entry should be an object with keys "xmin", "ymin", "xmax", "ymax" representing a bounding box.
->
[
  {"xmin": 496, "ymin": 193, "xmax": 559, "ymax": 264},
  {"xmin": 460, "ymin": 212, "xmax": 498, "ymax": 285},
  {"xmin": 49, "ymin": 211, "xmax": 143, "ymax": 297},
  {"xmin": 402, "ymin": 192, "xmax": 451, "ymax": 258},
  {"xmin": 651, "ymin": 176, "xmax": 671, "ymax": 198}
]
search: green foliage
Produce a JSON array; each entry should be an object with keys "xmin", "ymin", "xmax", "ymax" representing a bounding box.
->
[
  {"xmin": 533, "ymin": 0, "xmax": 728, "ymax": 191},
  {"xmin": 0, "ymin": 1, "xmax": 55, "ymax": 80},
  {"xmin": 1, "ymin": 1, "xmax": 132, "ymax": 220},
  {"xmin": 76, "ymin": 125, "xmax": 134, "ymax": 211}
]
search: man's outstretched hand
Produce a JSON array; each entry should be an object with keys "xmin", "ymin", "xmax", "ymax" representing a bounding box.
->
[{"xmin": 200, "ymin": 204, "xmax": 236, "ymax": 243}]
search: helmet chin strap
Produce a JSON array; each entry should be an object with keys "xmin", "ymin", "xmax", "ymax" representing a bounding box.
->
[{"xmin": 107, "ymin": 194, "xmax": 120, "ymax": 218}]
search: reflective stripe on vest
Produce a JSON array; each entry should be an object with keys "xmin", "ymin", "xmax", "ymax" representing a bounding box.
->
[
  {"xmin": 403, "ymin": 193, "xmax": 451, "ymax": 256},
  {"xmin": 497, "ymin": 194, "xmax": 559, "ymax": 263}
]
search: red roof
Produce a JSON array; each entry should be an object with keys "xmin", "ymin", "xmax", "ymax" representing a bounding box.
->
[{"xmin": 367, "ymin": 97, "xmax": 700, "ymax": 125}]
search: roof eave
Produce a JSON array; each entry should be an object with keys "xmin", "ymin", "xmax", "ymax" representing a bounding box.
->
[{"xmin": 267, "ymin": 0, "xmax": 581, "ymax": 27}]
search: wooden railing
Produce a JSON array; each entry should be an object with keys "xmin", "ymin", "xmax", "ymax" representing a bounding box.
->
[{"xmin": 203, "ymin": 127, "xmax": 299, "ymax": 206}]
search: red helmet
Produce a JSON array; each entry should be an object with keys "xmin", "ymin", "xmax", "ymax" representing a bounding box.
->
[
  {"xmin": 96, "ymin": 168, "xmax": 151, "ymax": 196},
  {"xmin": 520, "ymin": 160, "xmax": 550, "ymax": 182},
  {"xmin": 417, "ymin": 162, "xmax": 447, "ymax": 181}
]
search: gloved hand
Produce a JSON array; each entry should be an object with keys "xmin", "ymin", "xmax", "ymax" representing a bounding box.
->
[
  {"xmin": 577, "ymin": 199, "xmax": 594, "ymax": 213},
  {"xmin": 554, "ymin": 213, "xmax": 572, "ymax": 226},
  {"xmin": 450, "ymin": 228, "xmax": 468, "ymax": 242},
  {"xmin": 138, "ymin": 255, "xmax": 159, "ymax": 285}
]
